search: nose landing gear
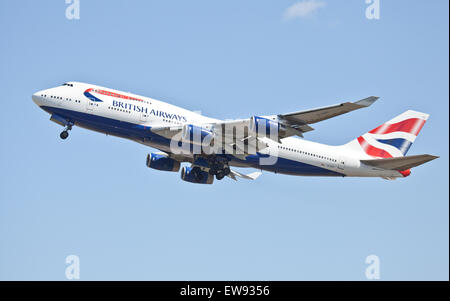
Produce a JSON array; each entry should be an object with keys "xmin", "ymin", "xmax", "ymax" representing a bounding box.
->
[
  {"xmin": 60, "ymin": 131, "xmax": 69, "ymax": 139},
  {"xmin": 60, "ymin": 124, "xmax": 73, "ymax": 140}
]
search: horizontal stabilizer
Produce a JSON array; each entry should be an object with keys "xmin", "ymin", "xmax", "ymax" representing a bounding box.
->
[{"xmin": 361, "ymin": 154, "xmax": 439, "ymax": 171}]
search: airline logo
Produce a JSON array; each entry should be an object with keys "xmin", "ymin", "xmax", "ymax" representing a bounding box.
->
[
  {"xmin": 84, "ymin": 88, "xmax": 188, "ymax": 122},
  {"xmin": 357, "ymin": 110, "xmax": 428, "ymax": 158},
  {"xmin": 83, "ymin": 88, "xmax": 144, "ymax": 103}
]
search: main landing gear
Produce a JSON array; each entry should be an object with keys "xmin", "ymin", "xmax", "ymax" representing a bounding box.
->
[
  {"xmin": 211, "ymin": 166, "xmax": 230, "ymax": 180},
  {"xmin": 192, "ymin": 155, "xmax": 232, "ymax": 181},
  {"xmin": 192, "ymin": 165, "xmax": 231, "ymax": 181},
  {"xmin": 60, "ymin": 124, "xmax": 73, "ymax": 140}
]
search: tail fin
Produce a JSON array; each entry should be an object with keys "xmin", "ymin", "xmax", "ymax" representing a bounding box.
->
[{"xmin": 344, "ymin": 110, "xmax": 429, "ymax": 158}]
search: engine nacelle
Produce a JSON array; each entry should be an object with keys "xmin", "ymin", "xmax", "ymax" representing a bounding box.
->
[
  {"xmin": 249, "ymin": 116, "xmax": 286, "ymax": 140},
  {"xmin": 181, "ymin": 124, "xmax": 214, "ymax": 145},
  {"xmin": 180, "ymin": 166, "xmax": 214, "ymax": 184},
  {"xmin": 146, "ymin": 153, "xmax": 180, "ymax": 172}
]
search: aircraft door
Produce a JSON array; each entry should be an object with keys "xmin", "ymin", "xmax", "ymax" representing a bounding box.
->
[
  {"xmin": 337, "ymin": 156, "xmax": 345, "ymax": 170},
  {"xmin": 140, "ymin": 112, "xmax": 147, "ymax": 123},
  {"xmin": 85, "ymin": 98, "xmax": 96, "ymax": 112}
]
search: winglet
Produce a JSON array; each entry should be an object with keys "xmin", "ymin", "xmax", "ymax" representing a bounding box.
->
[{"xmin": 354, "ymin": 96, "xmax": 379, "ymax": 107}]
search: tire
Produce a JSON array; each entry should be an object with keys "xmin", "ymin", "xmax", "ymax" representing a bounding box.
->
[
  {"xmin": 223, "ymin": 167, "xmax": 231, "ymax": 175},
  {"xmin": 216, "ymin": 172, "xmax": 225, "ymax": 180},
  {"xmin": 60, "ymin": 131, "xmax": 69, "ymax": 140}
]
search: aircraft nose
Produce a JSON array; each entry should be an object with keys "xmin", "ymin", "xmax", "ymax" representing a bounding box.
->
[{"xmin": 32, "ymin": 91, "xmax": 44, "ymax": 106}]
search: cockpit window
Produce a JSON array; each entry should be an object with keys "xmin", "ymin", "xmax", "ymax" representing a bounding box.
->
[{"xmin": 62, "ymin": 83, "xmax": 74, "ymax": 87}]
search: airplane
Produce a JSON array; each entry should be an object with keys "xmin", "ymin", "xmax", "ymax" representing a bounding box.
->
[{"xmin": 32, "ymin": 82, "xmax": 438, "ymax": 184}]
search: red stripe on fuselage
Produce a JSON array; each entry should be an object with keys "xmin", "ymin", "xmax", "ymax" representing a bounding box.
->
[
  {"xmin": 369, "ymin": 118, "xmax": 425, "ymax": 136},
  {"xmin": 89, "ymin": 88, "xmax": 144, "ymax": 102},
  {"xmin": 357, "ymin": 136, "xmax": 393, "ymax": 158}
]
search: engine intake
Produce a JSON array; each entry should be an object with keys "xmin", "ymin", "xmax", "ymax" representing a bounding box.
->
[
  {"xmin": 146, "ymin": 153, "xmax": 180, "ymax": 172},
  {"xmin": 180, "ymin": 166, "xmax": 214, "ymax": 184}
]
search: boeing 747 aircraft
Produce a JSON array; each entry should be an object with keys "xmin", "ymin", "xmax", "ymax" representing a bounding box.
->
[{"xmin": 32, "ymin": 82, "xmax": 438, "ymax": 184}]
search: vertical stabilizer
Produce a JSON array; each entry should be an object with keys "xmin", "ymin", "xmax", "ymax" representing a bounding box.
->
[{"xmin": 343, "ymin": 110, "xmax": 429, "ymax": 158}]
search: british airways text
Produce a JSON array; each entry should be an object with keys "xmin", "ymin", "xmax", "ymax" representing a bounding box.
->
[{"xmin": 112, "ymin": 100, "xmax": 187, "ymax": 122}]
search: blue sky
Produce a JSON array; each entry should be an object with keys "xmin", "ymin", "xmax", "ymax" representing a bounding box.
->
[{"xmin": 0, "ymin": 0, "xmax": 448, "ymax": 280}]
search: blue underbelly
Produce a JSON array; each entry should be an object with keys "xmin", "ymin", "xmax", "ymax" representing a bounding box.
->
[{"xmin": 229, "ymin": 154, "xmax": 343, "ymax": 177}]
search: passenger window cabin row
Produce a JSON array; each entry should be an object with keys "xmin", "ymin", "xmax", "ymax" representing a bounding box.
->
[{"xmin": 278, "ymin": 145, "xmax": 337, "ymax": 162}]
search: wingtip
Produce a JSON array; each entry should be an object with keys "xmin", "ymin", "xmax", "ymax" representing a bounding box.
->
[{"xmin": 355, "ymin": 96, "xmax": 379, "ymax": 107}]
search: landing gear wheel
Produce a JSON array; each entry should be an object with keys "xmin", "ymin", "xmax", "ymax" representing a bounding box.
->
[
  {"xmin": 216, "ymin": 172, "xmax": 225, "ymax": 180},
  {"xmin": 223, "ymin": 167, "xmax": 231, "ymax": 175},
  {"xmin": 60, "ymin": 131, "xmax": 69, "ymax": 140},
  {"xmin": 192, "ymin": 167, "xmax": 203, "ymax": 181},
  {"xmin": 59, "ymin": 122, "xmax": 73, "ymax": 140}
]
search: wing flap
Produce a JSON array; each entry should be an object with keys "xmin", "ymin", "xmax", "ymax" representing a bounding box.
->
[{"xmin": 228, "ymin": 169, "xmax": 262, "ymax": 180}]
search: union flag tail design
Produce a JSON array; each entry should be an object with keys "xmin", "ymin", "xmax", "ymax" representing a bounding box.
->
[{"xmin": 345, "ymin": 110, "xmax": 429, "ymax": 158}]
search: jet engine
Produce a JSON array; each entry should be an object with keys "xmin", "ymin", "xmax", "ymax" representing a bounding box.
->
[
  {"xmin": 146, "ymin": 153, "xmax": 180, "ymax": 172},
  {"xmin": 180, "ymin": 166, "xmax": 214, "ymax": 184},
  {"xmin": 249, "ymin": 116, "xmax": 286, "ymax": 141}
]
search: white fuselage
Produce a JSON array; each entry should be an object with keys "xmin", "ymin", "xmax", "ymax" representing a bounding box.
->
[{"xmin": 32, "ymin": 82, "xmax": 406, "ymax": 179}]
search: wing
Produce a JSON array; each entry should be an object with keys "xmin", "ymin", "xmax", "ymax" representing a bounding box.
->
[
  {"xmin": 211, "ymin": 96, "xmax": 378, "ymax": 140},
  {"xmin": 273, "ymin": 96, "xmax": 379, "ymax": 135},
  {"xmin": 150, "ymin": 96, "xmax": 378, "ymax": 153}
]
